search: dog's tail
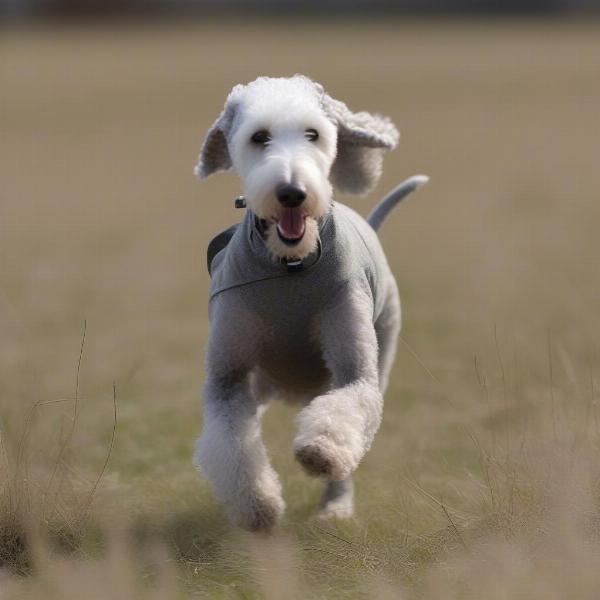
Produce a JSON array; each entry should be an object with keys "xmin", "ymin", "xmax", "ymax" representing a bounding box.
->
[{"xmin": 367, "ymin": 175, "xmax": 429, "ymax": 232}]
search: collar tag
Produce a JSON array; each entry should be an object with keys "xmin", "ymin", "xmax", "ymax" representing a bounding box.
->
[
  {"xmin": 234, "ymin": 196, "xmax": 247, "ymax": 209},
  {"xmin": 284, "ymin": 258, "xmax": 304, "ymax": 273}
]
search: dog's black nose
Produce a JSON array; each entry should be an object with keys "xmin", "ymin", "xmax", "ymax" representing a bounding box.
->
[{"xmin": 277, "ymin": 184, "xmax": 306, "ymax": 207}]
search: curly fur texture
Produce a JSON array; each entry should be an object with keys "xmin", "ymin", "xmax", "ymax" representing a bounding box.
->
[{"xmin": 193, "ymin": 75, "xmax": 402, "ymax": 530}]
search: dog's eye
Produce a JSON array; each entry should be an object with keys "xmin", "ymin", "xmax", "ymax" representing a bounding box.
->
[
  {"xmin": 305, "ymin": 129, "xmax": 319, "ymax": 142},
  {"xmin": 251, "ymin": 130, "xmax": 271, "ymax": 145}
]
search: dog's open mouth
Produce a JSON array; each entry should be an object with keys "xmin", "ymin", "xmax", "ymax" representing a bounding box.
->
[{"xmin": 276, "ymin": 207, "xmax": 306, "ymax": 245}]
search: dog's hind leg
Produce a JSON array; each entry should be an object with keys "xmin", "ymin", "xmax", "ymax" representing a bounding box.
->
[
  {"xmin": 374, "ymin": 277, "xmax": 401, "ymax": 395},
  {"xmin": 318, "ymin": 478, "xmax": 354, "ymax": 520}
]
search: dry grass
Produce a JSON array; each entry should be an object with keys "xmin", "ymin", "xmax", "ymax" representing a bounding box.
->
[{"xmin": 1, "ymin": 17, "xmax": 600, "ymax": 598}]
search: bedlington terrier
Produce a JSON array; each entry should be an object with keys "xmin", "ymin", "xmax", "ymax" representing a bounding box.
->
[{"xmin": 193, "ymin": 75, "xmax": 427, "ymax": 531}]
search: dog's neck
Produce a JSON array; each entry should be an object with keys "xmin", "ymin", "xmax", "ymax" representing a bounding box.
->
[{"xmin": 248, "ymin": 207, "xmax": 333, "ymax": 272}]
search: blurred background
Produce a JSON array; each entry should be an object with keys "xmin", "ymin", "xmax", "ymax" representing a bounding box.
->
[
  {"xmin": 1, "ymin": 0, "xmax": 600, "ymax": 19},
  {"xmin": 2, "ymin": 1, "xmax": 600, "ymax": 597}
]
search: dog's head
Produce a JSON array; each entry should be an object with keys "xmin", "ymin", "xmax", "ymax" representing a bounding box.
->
[{"xmin": 196, "ymin": 75, "xmax": 399, "ymax": 259}]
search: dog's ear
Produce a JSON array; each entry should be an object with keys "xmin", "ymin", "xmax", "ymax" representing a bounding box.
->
[
  {"xmin": 321, "ymin": 94, "xmax": 399, "ymax": 195},
  {"xmin": 194, "ymin": 85, "xmax": 242, "ymax": 179}
]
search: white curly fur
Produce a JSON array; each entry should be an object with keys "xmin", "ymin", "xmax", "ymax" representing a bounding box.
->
[{"xmin": 193, "ymin": 75, "xmax": 402, "ymax": 530}]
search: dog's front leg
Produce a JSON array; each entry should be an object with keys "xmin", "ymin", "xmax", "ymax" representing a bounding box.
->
[
  {"xmin": 195, "ymin": 374, "xmax": 285, "ymax": 530},
  {"xmin": 194, "ymin": 311, "xmax": 284, "ymax": 531},
  {"xmin": 294, "ymin": 285, "xmax": 383, "ymax": 482}
]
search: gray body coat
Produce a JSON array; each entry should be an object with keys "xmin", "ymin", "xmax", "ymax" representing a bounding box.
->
[{"xmin": 208, "ymin": 202, "xmax": 391, "ymax": 393}]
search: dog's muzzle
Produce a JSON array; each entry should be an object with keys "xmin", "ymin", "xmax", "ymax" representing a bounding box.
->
[{"xmin": 276, "ymin": 184, "xmax": 306, "ymax": 245}]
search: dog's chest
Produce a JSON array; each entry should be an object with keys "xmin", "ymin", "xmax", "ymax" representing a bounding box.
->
[
  {"xmin": 241, "ymin": 274, "xmax": 326, "ymax": 351},
  {"xmin": 207, "ymin": 203, "xmax": 390, "ymax": 387},
  {"xmin": 238, "ymin": 277, "xmax": 330, "ymax": 389}
]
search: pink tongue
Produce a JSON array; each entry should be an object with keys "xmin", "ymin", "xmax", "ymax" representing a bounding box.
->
[{"xmin": 278, "ymin": 208, "xmax": 305, "ymax": 239}]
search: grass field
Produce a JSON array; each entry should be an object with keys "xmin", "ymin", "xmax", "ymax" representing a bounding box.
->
[{"xmin": 2, "ymin": 18, "xmax": 600, "ymax": 598}]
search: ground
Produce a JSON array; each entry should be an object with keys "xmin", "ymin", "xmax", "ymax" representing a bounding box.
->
[{"xmin": 1, "ymin": 18, "xmax": 600, "ymax": 598}]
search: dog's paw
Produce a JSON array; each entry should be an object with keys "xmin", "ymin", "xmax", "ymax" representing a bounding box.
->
[
  {"xmin": 294, "ymin": 438, "xmax": 355, "ymax": 481},
  {"xmin": 294, "ymin": 392, "xmax": 373, "ymax": 481},
  {"xmin": 316, "ymin": 485, "xmax": 355, "ymax": 520},
  {"xmin": 295, "ymin": 443, "xmax": 334, "ymax": 477},
  {"xmin": 316, "ymin": 502, "xmax": 354, "ymax": 521},
  {"xmin": 230, "ymin": 491, "xmax": 285, "ymax": 533}
]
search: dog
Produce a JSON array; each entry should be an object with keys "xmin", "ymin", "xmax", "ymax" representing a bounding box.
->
[{"xmin": 193, "ymin": 75, "xmax": 427, "ymax": 531}]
